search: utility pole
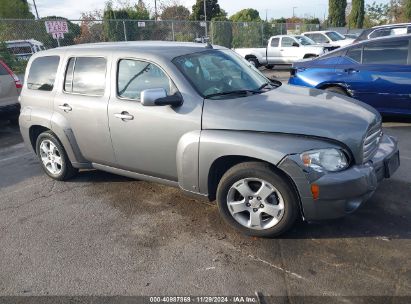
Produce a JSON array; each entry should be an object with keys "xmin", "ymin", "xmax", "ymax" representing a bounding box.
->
[
  {"xmin": 32, "ymin": 0, "xmax": 40, "ymax": 19},
  {"xmin": 204, "ymin": 0, "xmax": 208, "ymax": 38},
  {"xmin": 154, "ymin": 0, "xmax": 158, "ymax": 21},
  {"xmin": 293, "ymin": 6, "xmax": 297, "ymax": 18}
]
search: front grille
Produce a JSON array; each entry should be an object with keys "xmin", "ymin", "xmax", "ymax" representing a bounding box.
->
[{"xmin": 363, "ymin": 124, "xmax": 382, "ymax": 163}]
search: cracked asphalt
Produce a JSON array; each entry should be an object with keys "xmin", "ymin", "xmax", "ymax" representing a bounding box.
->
[{"xmin": 0, "ymin": 75, "xmax": 410, "ymax": 299}]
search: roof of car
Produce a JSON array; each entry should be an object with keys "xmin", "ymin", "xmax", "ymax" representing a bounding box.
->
[
  {"xmin": 372, "ymin": 23, "xmax": 411, "ymax": 29},
  {"xmin": 302, "ymin": 31, "xmax": 335, "ymax": 34},
  {"xmin": 321, "ymin": 33, "xmax": 411, "ymax": 57},
  {"xmin": 38, "ymin": 41, "xmax": 226, "ymax": 60}
]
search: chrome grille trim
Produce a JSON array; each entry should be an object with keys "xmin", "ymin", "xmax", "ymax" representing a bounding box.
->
[{"xmin": 363, "ymin": 124, "xmax": 382, "ymax": 163}]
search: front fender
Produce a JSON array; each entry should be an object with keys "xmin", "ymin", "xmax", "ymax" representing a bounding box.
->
[{"xmin": 198, "ymin": 130, "xmax": 341, "ymax": 195}]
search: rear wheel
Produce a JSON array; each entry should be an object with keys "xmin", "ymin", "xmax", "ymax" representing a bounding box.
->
[
  {"xmin": 324, "ymin": 86, "xmax": 348, "ymax": 96},
  {"xmin": 36, "ymin": 131, "xmax": 78, "ymax": 181},
  {"xmin": 216, "ymin": 162, "xmax": 299, "ymax": 237}
]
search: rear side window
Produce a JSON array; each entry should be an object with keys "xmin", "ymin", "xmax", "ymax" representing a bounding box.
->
[
  {"xmin": 64, "ymin": 57, "xmax": 106, "ymax": 96},
  {"xmin": 346, "ymin": 47, "xmax": 362, "ymax": 63},
  {"xmin": 363, "ymin": 40, "xmax": 409, "ymax": 65},
  {"xmin": 270, "ymin": 38, "xmax": 279, "ymax": 47},
  {"xmin": 27, "ymin": 56, "xmax": 60, "ymax": 91}
]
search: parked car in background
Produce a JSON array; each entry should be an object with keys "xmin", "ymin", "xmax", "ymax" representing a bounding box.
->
[
  {"xmin": 289, "ymin": 35, "xmax": 411, "ymax": 116},
  {"xmin": 19, "ymin": 42, "xmax": 399, "ymax": 237},
  {"xmin": 302, "ymin": 31, "xmax": 354, "ymax": 48},
  {"xmin": 344, "ymin": 33, "xmax": 360, "ymax": 40},
  {"xmin": 354, "ymin": 23, "xmax": 411, "ymax": 43},
  {"xmin": 234, "ymin": 35, "xmax": 325, "ymax": 68},
  {"xmin": 5, "ymin": 39, "xmax": 45, "ymax": 60},
  {"xmin": 0, "ymin": 60, "xmax": 22, "ymax": 120}
]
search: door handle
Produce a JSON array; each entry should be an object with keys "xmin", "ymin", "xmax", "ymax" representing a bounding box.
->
[
  {"xmin": 114, "ymin": 111, "xmax": 134, "ymax": 121},
  {"xmin": 344, "ymin": 68, "xmax": 359, "ymax": 73},
  {"xmin": 58, "ymin": 104, "xmax": 72, "ymax": 112}
]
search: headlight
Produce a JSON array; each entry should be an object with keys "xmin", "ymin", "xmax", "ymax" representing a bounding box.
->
[{"xmin": 300, "ymin": 148, "xmax": 348, "ymax": 172}]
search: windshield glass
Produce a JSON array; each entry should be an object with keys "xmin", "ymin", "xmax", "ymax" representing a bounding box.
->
[
  {"xmin": 326, "ymin": 31, "xmax": 345, "ymax": 41},
  {"xmin": 294, "ymin": 35, "xmax": 315, "ymax": 45},
  {"xmin": 173, "ymin": 50, "xmax": 273, "ymax": 99}
]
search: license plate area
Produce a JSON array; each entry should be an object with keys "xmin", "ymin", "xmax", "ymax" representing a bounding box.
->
[{"xmin": 384, "ymin": 151, "xmax": 400, "ymax": 178}]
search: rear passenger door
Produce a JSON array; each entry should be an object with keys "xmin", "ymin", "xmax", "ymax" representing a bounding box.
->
[{"xmin": 53, "ymin": 56, "xmax": 116, "ymax": 165}]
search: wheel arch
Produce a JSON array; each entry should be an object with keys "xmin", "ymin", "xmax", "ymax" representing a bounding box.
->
[
  {"xmin": 206, "ymin": 155, "xmax": 305, "ymax": 220},
  {"xmin": 316, "ymin": 82, "xmax": 352, "ymax": 96}
]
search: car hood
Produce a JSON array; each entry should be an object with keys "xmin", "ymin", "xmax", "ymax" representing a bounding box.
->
[{"xmin": 202, "ymin": 84, "xmax": 381, "ymax": 162}]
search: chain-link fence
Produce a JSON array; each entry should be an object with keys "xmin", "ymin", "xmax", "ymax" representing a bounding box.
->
[{"xmin": 0, "ymin": 18, "xmax": 358, "ymax": 72}]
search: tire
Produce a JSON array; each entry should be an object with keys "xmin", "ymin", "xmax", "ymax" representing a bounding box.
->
[
  {"xmin": 324, "ymin": 86, "xmax": 348, "ymax": 96},
  {"xmin": 304, "ymin": 54, "xmax": 317, "ymax": 59},
  {"xmin": 216, "ymin": 162, "xmax": 299, "ymax": 237},
  {"xmin": 35, "ymin": 131, "xmax": 78, "ymax": 181},
  {"xmin": 265, "ymin": 64, "xmax": 274, "ymax": 69},
  {"xmin": 247, "ymin": 57, "xmax": 260, "ymax": 68}
]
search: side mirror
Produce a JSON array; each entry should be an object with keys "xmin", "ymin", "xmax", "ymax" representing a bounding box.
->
[
  {"xmin": 141, "ymin": 88, "xmax": 183, "ymax": 107},
  {"xmin": 292, "ymin": 42, "xmax": 300, "ymax": 47}
]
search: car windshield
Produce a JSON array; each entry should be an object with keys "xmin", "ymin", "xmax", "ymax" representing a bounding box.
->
[
  {"xmin": 295, "ymin": 36, "xmax": 315, "ymax": 45},
  {"xmin": 326, "ymin": 31, "xmax": 345, "ymax": 41},
  {"xmin": 173, "ymin": 49, "xmax": 275, "ymax": 99}
]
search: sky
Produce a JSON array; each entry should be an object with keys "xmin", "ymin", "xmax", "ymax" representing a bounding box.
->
[{"xmin": 34, "ymin": 0, "xmax": 391, "ymax": 21}]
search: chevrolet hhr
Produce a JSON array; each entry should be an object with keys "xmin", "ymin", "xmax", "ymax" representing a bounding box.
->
[{"xmin": 19, "ymin": 42, "xmax": 400, "ymax": 237}]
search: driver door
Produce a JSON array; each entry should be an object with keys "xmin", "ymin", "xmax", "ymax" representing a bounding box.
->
[
  {"xmin": 279, "ymin": 37, "xmax": 300, "ymax": 63},
  {"xmin": 107, "ymin": 58, "xmax": 201, "ymax": 181}
]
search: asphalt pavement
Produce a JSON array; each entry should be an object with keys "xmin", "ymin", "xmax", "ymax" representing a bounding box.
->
[{"xmin": 0, "ymin": 71, "xmax": 410, "ymax": 299}]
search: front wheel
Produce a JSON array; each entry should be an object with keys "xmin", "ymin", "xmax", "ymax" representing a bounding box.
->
[
  {"xmin": 36, "ymin": 131, "xmax": 78, "ymax": 181},
  {"xmin": 216, "ymin": 162, "xmax": 299, "ymax": 237},
  {"xmin": 324, "ymin": 86, "xmax": 348, "ymax": 96},
  {"xmin": 247, "ymin": 57, "xmax": 260, "ymax": 68}
]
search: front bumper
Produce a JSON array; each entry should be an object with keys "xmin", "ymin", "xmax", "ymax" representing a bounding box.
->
[{"xmin": 278, "ymin": 134, "xmax": 399, "ymax": 221}]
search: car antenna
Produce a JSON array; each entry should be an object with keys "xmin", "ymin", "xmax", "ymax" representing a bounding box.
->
[{"xmin": 205, "ymin": 42, "xmax": 213, "ymax": 49}]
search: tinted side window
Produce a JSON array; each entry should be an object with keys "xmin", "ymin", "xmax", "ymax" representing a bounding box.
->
[
  {"xmin": 346, "ymin": 47, "xmax": 362, "ymax": 63},
  {"xmin": 281, "ymin": 37, "xmax": 296, "ymax": 47},
  {"xmin": 363, "ymin": 40, "xmax": 409, "ymax": 65},
  {"xmin": 27, "ymin": 56, "xmax": 60, "ymax": 91},
  {"xmin": 270, "ymin": 38, "xmax": 279, "ymax": 47},
  {"xmin": 64, "ymin": 57, "xmax": 106, "ymax": 96},
  {"xmin": 117, "ymin": 59, "xmax": 174, "ymax": 100}
]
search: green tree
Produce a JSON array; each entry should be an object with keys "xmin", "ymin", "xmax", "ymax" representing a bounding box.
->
[
  {"xmin": 191, "ymin": 0, "xmax": 222, "ymax": 21},
  {"xmin": 103, "ymin": 1, "xmax": 150, "ymax": 42},
  {"xmin": 348, "ymin": 0, "xmax": 365, "ymax": 28},
  {"xmin": 0, "ymin": 0, "xmax": 35, "ymax": 19},
  {"xmin": 161, "ymin": 5, "xmax": 190, "ymax": 20},
  {"xmin": 328, "ymin": 0, "xmax": 347, "ymax": 27},
  {"xmin": 365, "ymin": 1, "xmax": 389, "ymax": 26},
  {"xmin": 404, "ymin": 0, "xmax": 411, "ymax": 20},
  {"xmin": 229, "ymin": 9, "xmax": 261, "ymax": 22}
]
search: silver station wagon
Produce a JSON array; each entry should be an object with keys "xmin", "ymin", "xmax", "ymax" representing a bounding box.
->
[{"xmin": 19, "ymin": 42, "xmax": 400, "ymax": 237}]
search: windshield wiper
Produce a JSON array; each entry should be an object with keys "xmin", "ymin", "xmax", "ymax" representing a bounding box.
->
[
  {"xmin": 204, "ymin": 89, "xmax": 261, "ymax": 99},
  {"xmin": 258, "ymin": 82, "xmax": 271, "ymax": 90}
]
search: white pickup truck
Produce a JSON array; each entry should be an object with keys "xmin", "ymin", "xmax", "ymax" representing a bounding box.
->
[{"xmin": 233, "ymin": 35, "xmax": 326, "ymax": 68}]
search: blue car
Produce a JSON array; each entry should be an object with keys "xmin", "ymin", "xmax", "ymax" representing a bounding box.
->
[{"xmin": 288, "ymin": 35, "xmax": 411, "ymax": 115}]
